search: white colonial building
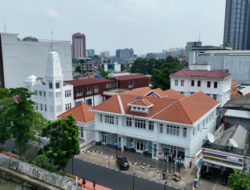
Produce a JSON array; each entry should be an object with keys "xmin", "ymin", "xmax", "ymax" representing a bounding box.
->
[
  {"xmin": 92, "ymin": 89, "xmax": 219, "ymax": 167},
  {"xmin": 24, "ymin": 51, "xmax": 74, "ymax": 120},
  {"xmin": 170, "ymin": 65, "xmax": 231, "ymax": 106}
]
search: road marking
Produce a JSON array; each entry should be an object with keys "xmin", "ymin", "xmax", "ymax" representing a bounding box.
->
[{"xmin": 212, "ymin": 178, "xmax": 219, "ymax": 190}]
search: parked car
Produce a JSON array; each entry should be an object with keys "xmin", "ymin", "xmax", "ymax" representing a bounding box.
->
[{"xmin": 116, "ymin": 156, "xmax": 129, "ymax": 170}]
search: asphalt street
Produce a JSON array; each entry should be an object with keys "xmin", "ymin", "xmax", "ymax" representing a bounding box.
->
[
  {"xmin": 65, "ymin": 158, "xmax": 178, "ymax": 190},
  {"xmin": 4, "ymin": 140, "xmax": 178, "ymax": 190}
]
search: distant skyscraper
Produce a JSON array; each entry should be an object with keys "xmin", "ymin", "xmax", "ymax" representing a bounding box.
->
[
  {"xmin": 116, "ymin": 48, "xmax": 134, "ymax": 59},
  {"xmin": 87, "ymin": 49, "xmax": 95, "ymax": 57},
  {"xmin": 72, "ymin": 33, "xmax": 86, "ymax": 59},
  {"xmin": 223, "ymin": 0, "xmax": 250, "ymax": 50}
]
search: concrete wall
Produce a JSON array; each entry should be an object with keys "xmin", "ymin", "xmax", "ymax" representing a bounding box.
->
[
  {"xmin": 1, "ymin": 33, "xmax": 72, "ymax": 88},
  {"xmin": 0, "ymin": 153, "xmax": 81, "ymax": 190}
]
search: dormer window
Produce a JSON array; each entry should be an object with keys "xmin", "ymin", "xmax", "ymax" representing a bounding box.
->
[{"xmin": 128, "ymin": 97, "xmax": 153, "ymax": 114}]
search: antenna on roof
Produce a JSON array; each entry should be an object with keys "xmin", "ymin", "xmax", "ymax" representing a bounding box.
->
[
  {"xmin": 50, "ymin": 30, "xmax": 53, "ymax": 51},
  {"xmin": 198, "ymin": 30, "xmax": 201, "ymax": 42}
]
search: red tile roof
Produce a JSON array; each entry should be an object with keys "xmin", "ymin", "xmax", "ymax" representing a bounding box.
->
[
  {"xmin": 121, "ymin": 87, "xmax": 152, "ymax": 96},
  {"xmin": 171, "ymin": 69, "xmax": 231, "ymax": 78},
  {"xmin": 121, "ymin": 87, "xmax": 185, "ymax": 100},
  {"xmin": 93, "ymin": 91, "xmax": 219, "ymax": 125},
  {"xmin": 65, "ymin": 78, "xmax": 115, "ymax": 87},
  {"xmin": 129, "ymin": 98, "xmax": 152, "ymax": 106},
  {"xmin": 245, "ymin": 93, "xmax": 250, "ymax": 96},
  {"xmin": 114, "ymin": 74, "xmax": 148, "ymax": 81},
  {"xmin": 58, "ymin": 103, "xmax": 94, "ymax": 122},
  {"xmin": 231, "ymin": 80, "xmax": 241, "ymax": 99},
  {"xmin": 231, "ymin": 80, "xmax": 239, "ymax": 87}
]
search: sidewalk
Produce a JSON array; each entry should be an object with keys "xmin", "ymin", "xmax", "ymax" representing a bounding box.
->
[{"xmin": 75, "ymin": 145, "xmax": 196, "ymax": 190}]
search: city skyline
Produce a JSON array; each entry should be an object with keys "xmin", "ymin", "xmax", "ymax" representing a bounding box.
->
[{"xmin": 0, "ymin": 0, "xmax": 225, "ymax": 55}]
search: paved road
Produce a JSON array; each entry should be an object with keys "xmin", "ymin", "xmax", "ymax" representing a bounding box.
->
[
  {"xmin": 65, "ymin": 158, "xmax": 178, "ymax": 190},
  {"xmin": 4, "ymin": 141, "xmax": 178, "ymax": 190}
]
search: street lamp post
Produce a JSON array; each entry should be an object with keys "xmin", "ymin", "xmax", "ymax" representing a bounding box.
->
[
  {"xmin": 132, "ymin": 173, "xmax": 135, "ymax": 190},
  {"xmin": 72, "ymin": 158, "xmax": 74, "ymax": 175}
]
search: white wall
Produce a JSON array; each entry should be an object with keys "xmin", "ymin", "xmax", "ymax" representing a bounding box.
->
[{"xmin": 1, "ymin": 33, "xmax": 72, "ymax": 88}]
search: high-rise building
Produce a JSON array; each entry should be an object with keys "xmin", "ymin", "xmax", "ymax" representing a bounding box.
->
[
  {"xmin": 87, "ymin": 49, "xmax": 95, "ymax": 57},
  {"xmin": 223, "ymin": 0, "xmax": 250, "ymax": 50},
  {"xmin": 116, "ymin": 48, "xmax": 134, "ymax": 59},
  {"xmin": 0, "ymin": 33, "xmax": 72, "ymax": 88},
  {"xmin": 72, "ymin": 33, "xmax": 86, "ymax": 59}
]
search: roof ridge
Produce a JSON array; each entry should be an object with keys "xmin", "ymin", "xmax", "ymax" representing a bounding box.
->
[
  {"xmin": 151, "ymin": 100, "xmax": 177, "ymax": 119},
  {"xmin": 117, "ymin": 95, "xmax": 125, "ymax": 114},
  {"xmin": 177, "ymin": 100, "xmax": 193, "ymax": 124}
]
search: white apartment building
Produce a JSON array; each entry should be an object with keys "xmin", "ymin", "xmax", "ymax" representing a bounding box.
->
[
  {"xmin": 170, "ymin": 66, "xmax": 231, "ymax": 106},
  {"xmin": 188, "ymin": 49, "xmax": 250, "ymax": 84},
  {"xmin": 92, "ymin": 91, "xmax": 219, "ymax": 167},
  {"xmin": 24, "ymin": 51, "xmax": 74, "ymax": 121},
  {"xmin": 0, "ymin": 33, "xmax": 72, "ymax": 88}
]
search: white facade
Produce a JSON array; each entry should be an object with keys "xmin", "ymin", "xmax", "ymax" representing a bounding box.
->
[
  {"xmin": 24, "ymin": 51, "xmax": 74, "ymax": 120},
  {"xmin": 189, "ymin": 50, "xmax": 250, "ymax": 84},
  {"xmin": 78, "ymin": 120, "xmax": 95, "ymax": 151},
  {"xmin": 0, "ymin": 33, "xmax": 72, "ymax": 88},
  {"xmin": 75, "ymin": 94, "xmax": 104, "ymax": 107},
  {"xmin": 102, "ymin": 62, "xmax": 121, "ymax": 72},
  {"xmin": 170, "ymin": 75, "xmax": 231, "ymax": 106},
  {"xmin": 93, "ymin": 94, "xmax": 219, "ymax": 167}
]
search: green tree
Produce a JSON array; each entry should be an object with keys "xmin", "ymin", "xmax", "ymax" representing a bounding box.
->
[
  {"xmin": 121, "ymin": 64, "xmax": 125, "ymax": 71},
  {"xmin": 228, "ymin": 170, "xmax": 250, "ymax": 190},
  {"xmin": 34, "ymin": 154, "xmax": 47, "ymax": 167},
  {"xmin": 42, "ymin": 114, "xmax": 80, "ymax": 171},
  {"xmin": 3, "ymin": 88, "xmax": 35, "ymax": 153},
  {"xmin": 0, "ymin": 90, "xmax": 13, "ymax": 148},
  {"xmin": 100, "ymin": 70, "xmax": 109, "ymax": 77},
  {"xmin": 150, "ymin": 61, "xmax": 181, "ymax": 90},
  {"xmin": 75, "ymin": 65, "xmax": 82, "ymax": 73}
]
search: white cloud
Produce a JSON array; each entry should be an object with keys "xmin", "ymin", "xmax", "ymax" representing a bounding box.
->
[{"xmin": 44, "ymin": 9, "xmax": 62, "ymax": 19}]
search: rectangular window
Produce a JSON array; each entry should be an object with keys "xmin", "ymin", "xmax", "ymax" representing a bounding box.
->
[
  {"xmin": 104, "ymin": 115, "xmax": 115, "ymax": 125},
  {"xmin": 106, "ymin": 83, "xmax": 116, "ymax": 88},
  {"xmin": 197, "ymin": 80, "xmax": 201, "ymax": 87},
  {"xmin": 149, "ymin": 121, "xmax": 154, "ymax": 131},
  {"xmin": 173, "ymin": 126, "xmax": 176, "ymax": 135},
  {"xmin": 56, "ymin": 82, "xmax": 60, "ymax": 89},
  {"xmin": 181, "ymin": 80, "xmax": 184, "ymax": 86},
  {"xmin": 44, "ymin": 104, "xmax": 47, "ymax": 112},
  {"xmin": 35, "ymin": 103, "xmax": 38, "ymax": 110},
  {"xmin": 167, "ymin": 125, "xmax": 170, "ymax": 134},
  {"xmin": 175, "ymin": 80, "xmax": 178, "ymax": 86},
  {"xmin": 43, "ymin": 92, "xmax": 46, "ymax": 97},
  {"xmin": 65, "ymin": 103, "xmax": 72, "ymax": 111},
  {"xmin": 80, "ymin": 127, "xmax": 84, "ymax": 138},
  {"xmin": 134, "ymin": 119, "xmax": 146, "ymax": 129},
  {"xmin": 49, "ymin": 83, "xmax": 53, "ymax": 89},
  {"xmin": 94, "ymin": 85, "xmax": 99, "ymax": 93},
  {"xmin": 207, "ymin": 81, "xmax": 211, "ymax": 88},
  {"xmin": 213, "ymin": 94, "xmax": 217, "ymax": 100},
  {"xmin": 191, "ymin": 80, "xmax": 195, "ymax": 86},
  {"xmin": 39, "ymin": 91, "xmax": 42, "ymax": 96},
  {"xmin": 176, "ymin": 127, "xmax": 180, "ymax": 136},
  {"xmin": 65, "ymin": 90, "xmax": 71, "ymax": 97},
  {"xmin": 128, "ymin": 81, "xmax": 134, "ymax": 88},
  {"xmin": 183, "ymin": 128, "xmax": 187, "ymax": 137},
  {"xmin": 99, "ymin": 114, "xmax": 103, "ymax": 122},
  {"xmin": 86, "ymin": 86, "xmax": 92, "ymax": 95},
  {"xmin": 56, "ymin": 92, "xmax": 61, "ymax": 98},
  {"xmin": 76, "ymin": 88, "xmax": 83, "ymax": 96},
  {"xmin": 214, "ymin": 82, "xmax": 218, "ymax": 88},
  {"xmin": 34, "ymin": 91, "xmax": 38, "ymax": 96},
  {"xmin": 159, "ymin": 126, "xmax": 163, "ymax": 133},
  {"xmin": 126, "ymin": 117, "xmax": 132, "ymax": 127},
  {"xmin": 40, "ymin": 104, "xmax": 43, "ymax": 111}
]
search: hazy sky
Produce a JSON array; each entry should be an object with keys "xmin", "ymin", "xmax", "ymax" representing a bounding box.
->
[{"xmin": 0, "ymin": 0, "xmax": 226, "ymax": 55}]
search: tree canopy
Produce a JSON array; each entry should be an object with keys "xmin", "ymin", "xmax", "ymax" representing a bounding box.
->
[
  {"xmin": 228, "ymin": 170, "xmax": 250, "ymax": 190},
  {"xmin": 0, "ymin": 88, "xmax": 47, "ymax": 153},
  {"xmin": 131, "ymin": 56, "xmax": 179, "ymax": 75},
  {"xmin": 42, "ymin": 114, "xmax": 80, "ymax": 171},
  {"xmin": 150, "ymin": 59, "xmax": 181, "ymax": 90}
]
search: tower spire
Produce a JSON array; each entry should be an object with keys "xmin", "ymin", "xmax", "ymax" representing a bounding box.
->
[{"xmin": 50, "ymin": 30, "xmax": 53, "ymax": 51}]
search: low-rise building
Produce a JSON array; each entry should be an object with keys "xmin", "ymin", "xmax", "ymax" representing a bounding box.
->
[
  {"xmin": 58, "ymin": 103, "xmax": 95, "ymax": 151},
  {"xmin": 92, "ymin": 90, "xmax": 219, "ymax": 167},
  {"xmin": 24, "ymin": 51, "xmax": 74, "ymax": 121},
  {"xmin": 170, "ymin": 66, "xmax": 231, "ymax": 106}
]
